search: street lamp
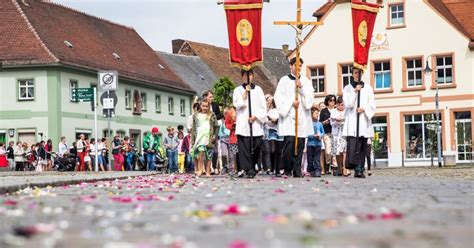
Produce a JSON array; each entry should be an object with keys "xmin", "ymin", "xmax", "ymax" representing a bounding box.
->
[{"xmin": 423, "ymin": 55, "xmax": 442, "ymax": 167}]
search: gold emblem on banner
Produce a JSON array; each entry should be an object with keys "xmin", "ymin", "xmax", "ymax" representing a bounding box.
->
[
  {"xmin": 358, "ymin": 20, "xmax": 368, "ymax": 47},
  {"xmin": 236, "ymin": 19, "xmax": 253, "ymax": 47}
]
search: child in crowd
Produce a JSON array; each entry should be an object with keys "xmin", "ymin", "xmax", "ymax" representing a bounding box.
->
[
  {"xmin": 164, "ymin": 126, "xmax": 179, "ymax": 173},
  {"xmin": 177, "ymin": 131, "xmax": 185, "ymax": 173},
  {"xmin": 224, "ymin": 106, "xmax": 238, "ymax": 175},
  {"xmin": 191, "ymin": 100, "xmax": 217, "ymax": 177},
  {"xmin": 330, "ymin": 96, "xmax": 348, "ymax": 176},
  {"xmin": 307, "ymin": 109, "xmax": 324, "ymax": 177}
]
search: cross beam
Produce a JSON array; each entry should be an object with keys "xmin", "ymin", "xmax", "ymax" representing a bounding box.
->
[{"xmin": 274, "ymin": 0, "xmax": 323, "ymax": 155}]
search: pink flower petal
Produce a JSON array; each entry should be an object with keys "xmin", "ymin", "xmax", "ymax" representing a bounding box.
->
[{"xmin": 229, "ymin": 240, "xmax": 253, "ymax": 248}]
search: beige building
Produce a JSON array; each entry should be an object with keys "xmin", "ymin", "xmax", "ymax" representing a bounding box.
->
[{"xmin": 296, "ymin": 0, "xmax": 473, "ymax": 166}]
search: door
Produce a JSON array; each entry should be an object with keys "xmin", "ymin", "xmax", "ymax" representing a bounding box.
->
[
  {"xmin": 455, "ymin": 112, "xmax": 472, "ymax": 161},
  {"xmin": 0, "ymin": 133, "xmax": 6, "ymax": 144},
  {"xmin": 129, "ymin": 129, "xmax": 141, "ymax": 152},
  {"xmin": 18, "ymin": 132, "xmax": 36, "ymax": 146}
]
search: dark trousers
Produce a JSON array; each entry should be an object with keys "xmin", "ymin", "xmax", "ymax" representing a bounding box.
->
[
  {"xmin": 237, "ymin": 135, "xmax": 263, "ymax": 173},
  {"xmin": 306, "ymin": 146, "xmax": 321, "ymax": 174},
  {"xmin": 270, "ymin": 140, "xmax": 282, "ymax": 173},
  {"xmin": 346, "ymin": 136, "xmax": 368, "ymax": 175},
  {"xmin": 261, "ymin": 139, "xmax": 271, "ymax": 171},
  {"xmin": 281, "ymin": 136, "xmax": 305, "ymax": 176}
]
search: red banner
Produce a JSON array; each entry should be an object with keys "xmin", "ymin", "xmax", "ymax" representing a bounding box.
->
[
  {"xmin": 351, "ymin": 0, "xmax": 379, "ymax": 70},
  {"xmin": 224, "ymin": 0, "xmax": 263, "ymax": 71}
]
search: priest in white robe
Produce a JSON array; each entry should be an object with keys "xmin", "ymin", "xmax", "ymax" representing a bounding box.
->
[
  {"xmin": 274, "ymin": 57, "xmax": 314, "ymax": 177},
  {"xmin": 233, "ymin": 69, "xmax": 267, "ymax": 178},
  {"xmin": 342, "ymin": 67, "xmax": 376, "ymax": 178}
]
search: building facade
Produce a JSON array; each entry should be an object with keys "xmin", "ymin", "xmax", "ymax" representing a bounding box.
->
[
  {"xmin": 297, "ymin": 0, "xmax": 473, "ymax": 166},
  {"xmin": 0, "ymin": 0, "xmax": 195, "ymax": 149}
]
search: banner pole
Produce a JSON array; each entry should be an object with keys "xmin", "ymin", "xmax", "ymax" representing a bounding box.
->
[{"xmin": 247, "ymin": 71, "xmax": 254, "ymax": 155}]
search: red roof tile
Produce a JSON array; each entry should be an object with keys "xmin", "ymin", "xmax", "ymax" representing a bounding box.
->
[
  {"xmin": 174, "ymin": 39, "xmax": 277, "ymax": 94},
  {"xmin": 0, "ymin": 0, "xmax": 192, "ymax": 93}
]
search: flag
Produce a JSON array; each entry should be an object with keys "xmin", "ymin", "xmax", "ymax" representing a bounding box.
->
[
  {"xmin": 351, "ymin": 0, "xmax": 380, "ymax": 70},
  {"xmin": 224, "ymin": 0, "xmax": 263, "ymax": 71}
]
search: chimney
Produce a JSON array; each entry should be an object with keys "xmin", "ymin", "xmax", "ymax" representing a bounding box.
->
[
  {"xmin": 282, "ymin": 44, "xmax": 289, "ymax": 55},
  {"xmin": 172, "ymin": 39, "xmax": 186, "ymax": 54}
]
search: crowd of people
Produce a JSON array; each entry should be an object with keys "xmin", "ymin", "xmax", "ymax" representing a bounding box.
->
[{"xmin": 0, "ymin": 58, "xmax": 375, "ymax": 179}]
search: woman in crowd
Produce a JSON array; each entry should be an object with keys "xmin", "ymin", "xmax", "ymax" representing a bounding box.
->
[
  {"xmin": 45, "ymin": 139, "xmax": 53, "ymax": 171},
  {"xmin": 112, "ymin": 134, "xmax": 124, "ymax": 171},
  {"xmin": 319, "ymin": 95, "xmax": 336, "ymax": 175}
]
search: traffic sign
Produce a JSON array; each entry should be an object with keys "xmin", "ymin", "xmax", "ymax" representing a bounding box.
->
[
  {"xmin": 98, "ymin": 71, "xmax": 118, "ymax": 91},
  {"xmin": 103, "ymin": 98, "xmax": 114, "ymax": 109},
  {"xmin": 72, "ymin": 88, "xmax": 94, "ymax": 102}
]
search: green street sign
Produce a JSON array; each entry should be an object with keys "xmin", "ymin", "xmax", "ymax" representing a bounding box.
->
[{"xmin": 72, "ymin": 88, "xmax": 94, "ymax": 102}]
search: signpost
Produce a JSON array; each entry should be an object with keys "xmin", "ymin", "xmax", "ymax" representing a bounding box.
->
[
  {"xmin": 71, "ymin": 88, "xmax": 94, "ymax": 102},
  {"xmin": 98, "ymin": 71, "xmax": 118, "ymax": 170}
]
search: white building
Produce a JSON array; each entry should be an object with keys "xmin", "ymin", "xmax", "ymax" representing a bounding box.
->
[{"xmin": 297, "ymin": 0, "xmax": 473, "ymax": 166}]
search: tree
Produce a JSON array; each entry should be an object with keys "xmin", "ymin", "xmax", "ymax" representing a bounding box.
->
[{"xmin": 212, "ymin": 77, "xmax": 236, "ymax": 109}]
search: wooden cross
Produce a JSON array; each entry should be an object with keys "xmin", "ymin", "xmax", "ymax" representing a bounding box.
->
[{"xmin": 274, "ymin": 0, "xmax": 323, "ymax": 155}]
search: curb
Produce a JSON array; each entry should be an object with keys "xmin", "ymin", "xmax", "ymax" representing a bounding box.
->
[{"xmin": 0, "ymin": 172, "xmax": 160, "ymax": 195}]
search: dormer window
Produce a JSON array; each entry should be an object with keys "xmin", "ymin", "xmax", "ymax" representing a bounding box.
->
[
  {"xmin": 64, "ymin": 40, "xmax": 73, "ymax": 48},
  {"xmin": 113, "ymin": 52, "xmax": 121, "ymax": 60}
]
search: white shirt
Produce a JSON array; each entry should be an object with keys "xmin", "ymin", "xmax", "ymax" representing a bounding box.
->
[
  {"xmin": 97, "ymin": 142, "xmax": 105, "ymax": 156},
  {"xmin": 233, "ymin": 84, "xmax": 267, "ymax": 137},
  {"xmin": 77, "ymin": 139, "xmax": 85, "ymax": 153},
  {"xmin": 58, "ymin": 142, "xmax": 68, "ymax": 157},
  {"xmin": 274, "ymin": 75, "xmax": 314, "ymax": 138},
  {"xmin": 342, "ymin": 82, "xmax": 376, "ymax": 138},
  {"xmin": 330, "ymin": 108, "xmax": 345, "ymax": 137},
  {"xmin": 89, "ymin": 144, "xmax": 96, "ymax": 156}
]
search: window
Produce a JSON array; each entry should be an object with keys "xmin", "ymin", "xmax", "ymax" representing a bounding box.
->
[
  {"xmin": 309, "ymin": 66, "xmax": 325, "ymax": 94},
  {"xmin": 102, "ymin": 129, "xmax": 112, "ymax": 139},
  {"xmin": 373, "ymin": 116, "xmax": 388, "ymax": 159},
  {"xmin": 18, "ymin": 79, "xmax": 35, "ymax": 101},
  {"xmin": 454, "ymin": 111, "xmax": 472, "ymax": 161},
  {"xmin": 125, "ymin": 90, "xmax": 131, "ymax": 109},
  {"xmin": 155, "ymin": 94, "xmax": 161, "ymax": 113},
  {"xmin": 373, "ymin": 61, "xmax": 391, "ymax": 90},
  {"xmin": 141, "ymin": 92, "xmax": 147, "ymax": 112},
  {"xmin": 132, "ymin": 90, "xmax": 141, "ymax": 115},
  {"xmin": 168, "ymin": 97, "xmax": 174, "ymax": 115},
  {"xmin": 435, "ymin": 55, "xmax": 453, "ymax": 85},
  {"xmin": 180, "ymin": 99, "xmax": 186, "ymax": 116},
  {"xmin": 116, "ymin": 130, "xmax": 126, "ymax": 139},
  {"xmin": 340, "ymin": 64, "xmax": 352, "ymax": 88},
  {"xmin": 405, "ymin": 113, "xmax": 443, "ymax": 159},
  {"xmin": 69, "ymin": 80, "xmax": 78, "ymax": 101},
  {"xmin": 405, "ymin": 58, "xmax": 423, "ymax": 87},
  {"xmin": 389, "ymin": 3, "xmax": 404, "ymax": 26}
]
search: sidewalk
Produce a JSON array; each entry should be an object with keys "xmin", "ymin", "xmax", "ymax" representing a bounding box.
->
[{"xmin": 0, "ymin": 171, "xmax": 158, "ymax": 195}]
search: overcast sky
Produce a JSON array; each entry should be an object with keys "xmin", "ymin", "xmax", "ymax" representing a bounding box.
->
[{"xmin": 54, "ymin": 0, "xmax": 325, "ymax": 52}]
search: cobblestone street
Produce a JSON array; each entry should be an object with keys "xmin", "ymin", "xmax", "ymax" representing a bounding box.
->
[{"xmin": 0, "ymin": 167, "xmax": 472, "ymax": 248}]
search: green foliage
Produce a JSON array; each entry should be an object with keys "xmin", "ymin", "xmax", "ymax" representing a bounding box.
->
[{"xmin": 212, "ymin": 77, "xmax": 236, "ymax": 108}]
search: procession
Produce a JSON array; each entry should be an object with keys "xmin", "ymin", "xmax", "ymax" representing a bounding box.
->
[{"xmin": 0, "ymin": 0, "xmax": 472, "ymax": 247}]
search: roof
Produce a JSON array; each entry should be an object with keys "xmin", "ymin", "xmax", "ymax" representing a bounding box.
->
[
  {"xmin": 426, "ymin": 0, "xmax": 474, "ymax": 47},
  {"xmin": 262, "ymin": 48, "xmax": 290, "ymax": 82},
  {"xmin": 157, "ymin": 52, "xmax": 219, "ymax": 97},
  {"xmin": 173, "ymin": 39, "xmax": 277, "ymax": 94},
  {"xmin": 0, "ymin": 0, "xmax": 193, "ymax": 93},
  {"xmin": 313, "ymin": 1, "xmax": 336, "ymax": 19}
]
